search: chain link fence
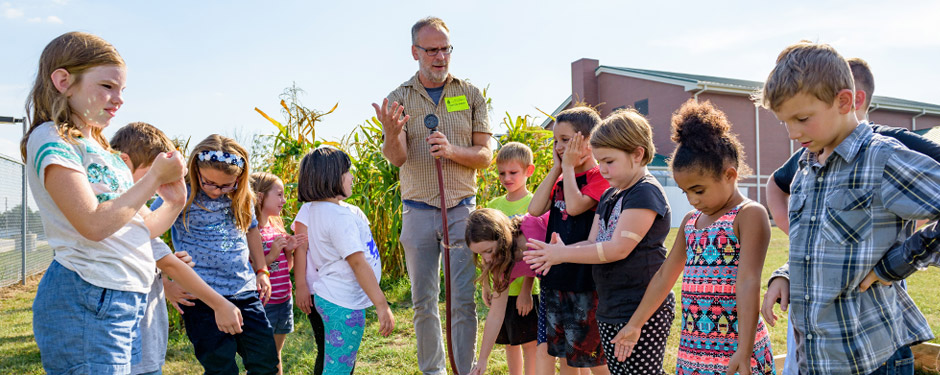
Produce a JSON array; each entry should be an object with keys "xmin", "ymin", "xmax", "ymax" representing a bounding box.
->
[{"xmin": 0, "ymin": 152, "xmax": 52, "ymax": 288}]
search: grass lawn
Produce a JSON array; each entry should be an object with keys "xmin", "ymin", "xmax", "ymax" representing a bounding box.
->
[{"xmin": 2, "ymin": 228, "xmax": 938, "ymax": 374}]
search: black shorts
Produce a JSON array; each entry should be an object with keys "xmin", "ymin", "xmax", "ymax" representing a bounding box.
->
[{"xmin": 495, "ymin": 295, "xmax": 539, "ymax": 346}]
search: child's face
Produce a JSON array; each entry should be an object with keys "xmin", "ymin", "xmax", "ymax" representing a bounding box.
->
[
  {"xmin": 593, "ymin": 147, "xmax": 642, "ymax": 189},
  {"xmin": 199, "ymin": 167, "xmax": 238, "ymax": 199},
  {"xmin": 341, "ymin": 171, "xmax": 354, "ymax": 199},
  {"xmin": 260, "ymin": 180, "xmax": 286, "ymax": 217},
  {"xmin": 469, "ymin": 240, "xmax": 497, "ymax": 264},
  {"xmin": 552, "ymin": 122, "xmax": 578, "ymax": 159},
  {"xmin": 65, "ymin": 65, "xmax": 126, "ymax": 130},
  {"xmin": 773, "ymin": 91, "xmax": 855, "ymax": 160},
  {"xmin": 496, "ymin": 161, "xmax": 532, "ymax": 194},
  {"xmin": 673, "ymin": 167, "xmax": 737, "ymax": 216}
]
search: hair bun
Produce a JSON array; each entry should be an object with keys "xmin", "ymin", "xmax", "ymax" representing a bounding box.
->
[{"xmin": 671, "ymin": 100, "xmax": 731, "ymax": 152}]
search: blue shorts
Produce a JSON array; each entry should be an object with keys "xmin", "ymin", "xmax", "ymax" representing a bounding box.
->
[
  {"xmin": 33, "ymin": 260, "xmax": 147, "ymax": 375},
  {"xmin": 263, "ymin": 298, "xmax": 295, "ymax": 335}
]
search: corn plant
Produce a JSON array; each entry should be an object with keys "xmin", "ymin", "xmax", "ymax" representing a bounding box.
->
[
  {"xmin": 255, "ymin": 83, "xmax": 338, "ymax": 230},
  {"xmin": 476, "ymin": 113, "xmax": 554, "ymax": 206}
]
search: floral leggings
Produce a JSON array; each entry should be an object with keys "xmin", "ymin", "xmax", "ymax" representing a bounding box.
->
[{"xmin": 314, "ymin": 295, "xmax": 366, "ymax": 375}]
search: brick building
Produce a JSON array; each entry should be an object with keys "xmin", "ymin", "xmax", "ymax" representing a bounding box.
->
[{"xmin": 543, "ymin": 58, "xmax": 940, "ymax": 222}]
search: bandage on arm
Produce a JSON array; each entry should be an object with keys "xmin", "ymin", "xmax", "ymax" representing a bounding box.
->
[
  {"xmin": 620, "ymin": 230, "xmax": 643, "ymax": 243},
  {"xmin": 596, "ymin": 242, "xmax": 607, "ymax": 262}
]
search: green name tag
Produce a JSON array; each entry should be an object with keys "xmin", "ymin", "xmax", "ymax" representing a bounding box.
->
[{"xmin": 445, "ymin": 95, "xmax": 470, "ymax": 112}]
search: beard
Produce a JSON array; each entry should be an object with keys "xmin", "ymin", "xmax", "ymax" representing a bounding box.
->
[{"xmin": 421, "ymin": 64, "xmax": 449, "ymax": 84}]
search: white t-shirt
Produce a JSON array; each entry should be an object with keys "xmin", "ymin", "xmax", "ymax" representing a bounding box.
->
[
  {"xmin": 25, "ymin": 122, "xmax": 154, "ymax": 293},
  {"xmin": 294, "ymin": 201, "xmax": 381, "ymax": 310}
]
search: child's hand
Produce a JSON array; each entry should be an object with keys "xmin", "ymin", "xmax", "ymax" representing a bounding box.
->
[
  {"xmin": 156, "ymin": 177, "xmax": 187, "ymax": 206},
  {"xmin": 516, "ymin": 293, "xmax": 533, "ymax": 316},
  {"xmin": 290, "ymin": 233, "xmax": 308, "ymax": 249},
  {"xmin": 174, "ymin": 250, "xmax": 195, "ymax": 268},
  {"xmin": 859, "ymin": 269, "xmax": 892, "ymax": 292},
  {"xmin": 163, "ymin": 278, "xmax": 195, "ymax": 314},
  {"xmin": 760, "ymin": 277, "xmax": 789, "ymax": 327},
  {"xmin": 481, "ymin": 282, "xmax": 492, "ymax": 307},
  {"xmin": 149, "ymin": 151, "xmax": 187, "ymax": 184},
  {"xmin": 377, "ymin": 304, "xmax": 395, "ymax": 337},
  {"xmin": 610, "ymin": 323, "xmax": 641, "ymax": 362},
  {"xmin": 295, "ymin": 285, "xmax": 313, "ymax": 315},
  {"xmin": 257, "ymin": 272, "xmax": 272, "ymax": 305},
  {"xmin": 523, "ymin": 232, "xmax": 566, "ymax": 275},
  {"xmin": 726, "ymin": 349, "xmax": 752, "ymax": 375},
  {"xmin": 468, "ymin": 362, "xmax": 486, "ymax": 375},
  {"xmin": 214, "ymin": 300, "xmax": 244, "ymax": 335},
  {"xmin": 561, "ymin": 132, "xmax": 591, "ymax": 171},
  {"xmin": 271, "ymin": 236, "xmax": 288, "ymax": 253}
]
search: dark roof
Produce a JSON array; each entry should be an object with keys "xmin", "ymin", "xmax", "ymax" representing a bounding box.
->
[
  {"xmin": 600, "ymin": 65, "xmax": 940, "ymax": 113},
  {"xmin": 601, "ymin": 66, "xmax": 762, "ymax": 90},
  {"xmin": 870, "ymin": 95, "xmax": 940, "ymax": 112}
]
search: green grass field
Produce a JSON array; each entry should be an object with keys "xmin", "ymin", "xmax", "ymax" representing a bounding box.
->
[{"xmin": 2, "ymin": 228, "xmax": 938, "ymax": 374}]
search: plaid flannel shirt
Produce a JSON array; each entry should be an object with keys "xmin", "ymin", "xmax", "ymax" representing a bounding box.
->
[{"xmin": 772, "ymin": 123, "xmax": 939, "ymax": 375}]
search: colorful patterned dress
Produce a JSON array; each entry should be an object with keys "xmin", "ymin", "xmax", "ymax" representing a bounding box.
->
[{"xmin": 677, "ymin": 202, "xmax": 776, "ymax": 375}]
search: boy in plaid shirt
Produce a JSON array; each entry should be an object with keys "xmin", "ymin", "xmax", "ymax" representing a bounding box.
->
[{"xmin": 757, "ymin": 41, "xmax": 940, "ymax": 375}]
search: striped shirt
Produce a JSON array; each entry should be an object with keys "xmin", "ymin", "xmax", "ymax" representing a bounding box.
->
[
  {"xmin": 386, "ymin": 73, "xmax": 491, "ymax": 208},
  {"xmin": 260, "ymin": 223, "xmax": 292, "ymax": 304},
  {"xmin": 772, "ymin": 123, "xmax": 939, "ymax": 375}
]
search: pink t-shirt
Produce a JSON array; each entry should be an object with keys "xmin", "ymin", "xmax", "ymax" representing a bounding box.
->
[
  {"xmin": 509, "ymin": 259, "xmax": 537, "ymax": 280},
  {"xmin": 260, "ymin": 223, "xmax": 292, "ymax": 304}
]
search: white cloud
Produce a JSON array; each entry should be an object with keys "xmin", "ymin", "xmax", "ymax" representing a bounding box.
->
[
  {"xmin": 3, "ymin": 7, "xmax": 23, "ymax": 18},
  {"xmin": 46, "ymin": 15, "xmax": 61, "ymax": 24}
]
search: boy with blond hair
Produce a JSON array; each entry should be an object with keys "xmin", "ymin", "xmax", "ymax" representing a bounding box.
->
[
  {"xmin": 757, "ymin": 41, "xmax": 940, "ymax": 375},
  {"xmin": 112, "ymin": 122, "xmax": 244, "ymax": 375},
  {"xmin": 481, "ymin": 141, "xmax": 539, "ymax": 375}
]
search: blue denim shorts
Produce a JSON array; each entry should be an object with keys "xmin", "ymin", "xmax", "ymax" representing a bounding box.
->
[
  {"xmin": 263, "ymin": 298, "xmax": 295, "ymax": 334},
  {"xmin": 33, "ymin": 260, "xmax": 147, "ymax": 375}
]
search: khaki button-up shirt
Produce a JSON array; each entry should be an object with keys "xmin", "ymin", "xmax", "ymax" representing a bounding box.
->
[{"xmin": 386, "ymin": 73, "xmax": 491, "ymax": 208}]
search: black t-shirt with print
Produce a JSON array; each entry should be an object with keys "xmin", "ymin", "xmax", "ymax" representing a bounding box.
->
[
  {"xmin": 541, "ymin": 168, "xmax": 608, "ymax": 292},
  {"xmin": 593, "ymin": 175, "xmax": 671, "ymax": 323}
]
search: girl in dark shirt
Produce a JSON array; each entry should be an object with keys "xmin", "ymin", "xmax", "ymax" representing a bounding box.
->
[{"xmin": 526, "ymin": 108, "xmax": 675, "ymax": 375}]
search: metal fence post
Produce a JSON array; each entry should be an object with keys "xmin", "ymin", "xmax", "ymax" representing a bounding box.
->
[{"xmin": 21, "ymin": 118, "xmax": 27, "ymax": 285}]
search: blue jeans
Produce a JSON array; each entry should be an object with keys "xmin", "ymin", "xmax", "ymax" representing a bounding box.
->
[
  {"xmin": 33, "ymin": 260, "xmax": 147, "ymax": 375},
  {"xmin": 181, "ymin": 290, "xmax": 278, "ymax": 375},
  {"xmin": 868, "ymin": 345, "xmax": 914, "ymax": 375}
]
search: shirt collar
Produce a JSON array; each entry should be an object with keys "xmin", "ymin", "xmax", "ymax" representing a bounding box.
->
[
  {"xmin": 800, "ymin": 121, "xmax": 872, "ymax": 167},
  {"xmin": 401, "ymin": 72, "xmax": 454, "ymax": 89}
]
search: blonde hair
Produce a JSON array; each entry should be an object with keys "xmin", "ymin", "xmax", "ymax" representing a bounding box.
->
[
  {"xmin": 495, "ymin": 142, "xmax": 533, "ymax": 168},
  {"xmin": 465, "ymin": 208, "xmax": 523, "ymax": 294},
  {"xmin": 756, "ymin": 40, "xmax": 854, "ymax": 112},
  {"xmin": 411, "ymin": 17, "xmax": 449, "ymax": 45},
  {"xmin": 21, "ymin": 31, "xmax": 125, "ymax": 161},
  {"xmin": 591, "ymin": 108, "xmax": 655, "ymax": 165},
  {"xmin": 250, "ymin": 171, "xmax": 285, "ymax": 232},
  {"xmin": 183, "ymin": 135, "xmax": 254, "ymax": 232}
]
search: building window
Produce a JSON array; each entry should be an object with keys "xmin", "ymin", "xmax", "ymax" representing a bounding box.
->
[{"xmin": 635, "ymin": 99, "xmax": 649, "ymax": 116}]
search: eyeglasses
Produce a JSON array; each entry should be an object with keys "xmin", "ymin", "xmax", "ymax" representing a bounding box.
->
[
  {"xmin": 200, "ymin": 177, "xmax": 238, "ymax": 193},
  {"xmin": 414, "ymin": 45, "xmax": 454, "ymax": 57}
]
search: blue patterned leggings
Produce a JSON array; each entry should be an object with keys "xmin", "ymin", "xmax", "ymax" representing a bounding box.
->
[{"xmin": 314, "ymin": 295, "xmax": 366, "ymax": 375}]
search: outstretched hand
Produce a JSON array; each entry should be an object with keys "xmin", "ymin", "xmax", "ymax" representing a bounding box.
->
[
  {"xmin": 523, "ymin": 232, "xmax": 566, "ymax": 275},
  {"xmin": 610, "ymin": 324, "xmax": 641, "ymax": 362},
  {"xmin": 372, "ymin": 98, "xmax": 410, "ymax": 137}
]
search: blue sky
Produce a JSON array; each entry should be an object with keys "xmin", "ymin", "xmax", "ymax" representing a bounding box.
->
[{"xmin": 2, "ymin": 0, "xmax": 939, "ymax": 160}]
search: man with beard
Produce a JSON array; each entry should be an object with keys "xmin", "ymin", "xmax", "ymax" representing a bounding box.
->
[{"xmin": 372, "ymin": 16, "xmax": 492, "ymax": 375}]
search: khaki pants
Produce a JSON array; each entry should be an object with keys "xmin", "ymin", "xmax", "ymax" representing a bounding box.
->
[{"xmin": 400, "ymin": 202, "xmax": 478, "ymax": 375}]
